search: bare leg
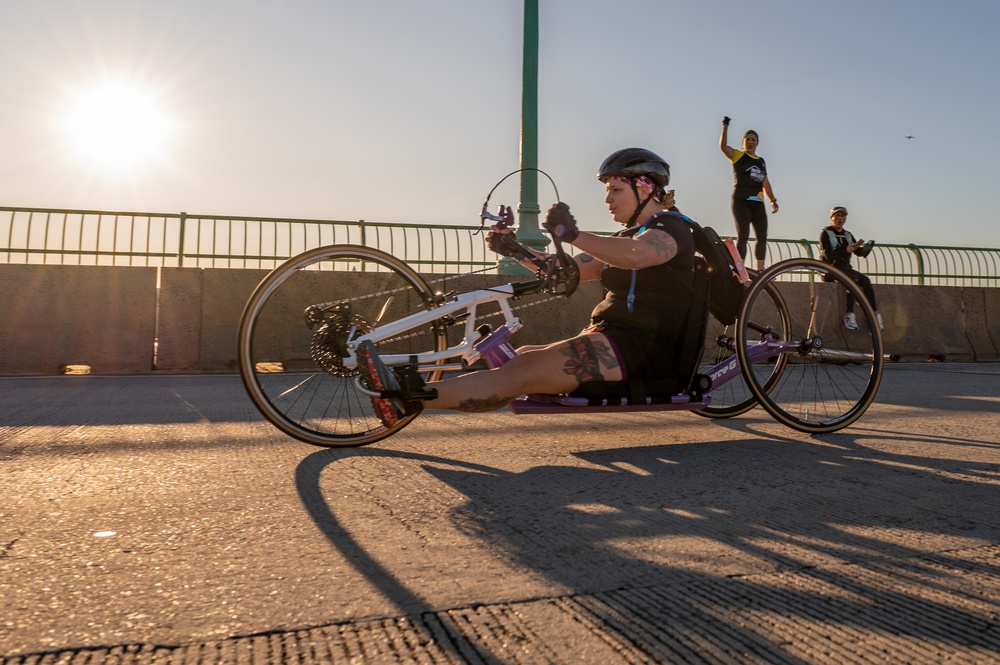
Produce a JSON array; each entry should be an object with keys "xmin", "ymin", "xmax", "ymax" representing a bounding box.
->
[{"xmin": 425, "ymin": 333, "xmax": 623, "ymax": 412}]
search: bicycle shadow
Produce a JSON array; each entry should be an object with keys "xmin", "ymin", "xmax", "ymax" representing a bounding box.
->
[{"xmin": 295, "ymin": 421, "xmax": 1000, "ymax": 659}]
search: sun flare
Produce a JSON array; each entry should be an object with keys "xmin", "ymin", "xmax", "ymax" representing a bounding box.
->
[{"xmin": 63, "ymin": 83, "xmax": 173, "ymax": 170}]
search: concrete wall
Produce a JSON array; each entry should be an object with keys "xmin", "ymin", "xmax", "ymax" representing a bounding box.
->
[
  {"xmin": 1, "ymin": 265, "xmax": 998, "ymax": 375},
  {"xmin": 877, "ymin": 284, "xmax": 999, "ymax": 361},
  {"xmin": 725, "ymin": 282, "xmax": 1000, "ymax": 362},
  {"xmin": 0, "ymin": 265, "xmax": 156, "ymax": 374},
  {"xmin": 156, "ymin": 268, "xmax": 270, "ymax": 372}
]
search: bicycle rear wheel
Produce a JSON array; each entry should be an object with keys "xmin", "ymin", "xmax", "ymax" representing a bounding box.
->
[
  {"xmin": 238, "ymin": 245, "xmax": 447, "ymax": 447},
  {"xmin": 735, "ymin": 258, "xmax": 883, "ymax": 433},
  {"xmin": 695, "ymin": 272, "xmax": 790, "ymax": 418}
]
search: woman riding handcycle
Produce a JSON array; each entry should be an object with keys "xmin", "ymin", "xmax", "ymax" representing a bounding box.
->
[
  {"xmin": 237, "ymin": 149, "xmax": 885, "ymax": 447},
  {"xmin": 357, "ymin": 147, "xmax": 704, "ymax": 425}
]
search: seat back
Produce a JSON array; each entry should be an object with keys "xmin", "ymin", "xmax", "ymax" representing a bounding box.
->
[{"xmin": 673, "ymin": 256, "xmax": 711, "ymax": 393}]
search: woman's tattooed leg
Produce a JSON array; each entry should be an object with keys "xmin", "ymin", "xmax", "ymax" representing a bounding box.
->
[
  {"xmin": 456, "ymin": 394, "xmax": 517, "ymax": 412},
  {"xmin": 560, "ymin": 336, "xmax": 619, "ymax": 385}
]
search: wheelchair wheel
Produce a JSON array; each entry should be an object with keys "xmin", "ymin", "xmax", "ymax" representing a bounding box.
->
[
  {"xmin": 695, "ymin": 271, "xmax": 791, "ymax": 418},
  {"xmin": 237, "ymin": 245, "xmax": 447, "ymax": 447},
  {"xmin": 735, "ymin": 258, "xmax": 884, "ymax": 433}
]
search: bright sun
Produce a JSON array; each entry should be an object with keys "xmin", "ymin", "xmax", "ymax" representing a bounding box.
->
[{"xmin": 63, "ymin": 83, "xmax": 173, "ymax": 170}]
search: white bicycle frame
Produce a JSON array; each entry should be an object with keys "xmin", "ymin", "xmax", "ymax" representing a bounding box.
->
[{"xmin": 343, "ymin": 282, "xmax": 528, "ymax": 376}]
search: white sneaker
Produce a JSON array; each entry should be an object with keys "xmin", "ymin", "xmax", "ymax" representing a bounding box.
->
[
  {"xmin": 843, "ymin": 312, "xmax": 858, "ymax": 330},
  {"xmin": 875, "ymin": 312, "xmax": 884, "ymax": 331}
]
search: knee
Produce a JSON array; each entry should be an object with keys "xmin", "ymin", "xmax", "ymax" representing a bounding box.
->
[{"xmin": 500, "ymin": 351, "xmax": 547, "ymax": 380}]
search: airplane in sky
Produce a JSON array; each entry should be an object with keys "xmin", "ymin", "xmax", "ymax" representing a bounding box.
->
[{"xmin": 905, "ymin": 134, "xmax": 915, "ymax": 139}]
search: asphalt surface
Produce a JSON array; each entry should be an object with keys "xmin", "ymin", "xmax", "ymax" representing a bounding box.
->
[{"xmin": 2, "ymin": 363, "xmax": 999, "ymax": 664}]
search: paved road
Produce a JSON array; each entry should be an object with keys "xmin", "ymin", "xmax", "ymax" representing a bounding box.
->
[{"xmin": 2, "ymin": 363, "xmax": 999, "ymax": 664}]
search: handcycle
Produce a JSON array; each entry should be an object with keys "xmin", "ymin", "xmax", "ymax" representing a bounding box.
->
[{"xmin": 237, "ymin": 200, "xmax": 885, "ymax": 448}]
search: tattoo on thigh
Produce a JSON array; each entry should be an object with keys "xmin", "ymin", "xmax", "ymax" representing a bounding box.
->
[
  {"xmin": 456, "ymin": 394, "xmax": 515, "ymax": 412},
  {"xmin": 560, "ymin": 337, "xmax": 618, "ymax": 384}
]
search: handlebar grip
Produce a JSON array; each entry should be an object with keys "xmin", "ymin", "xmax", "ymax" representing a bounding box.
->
[{"xmin": 498, "ymin": 234, "xmax": 528, "ymax": 260}]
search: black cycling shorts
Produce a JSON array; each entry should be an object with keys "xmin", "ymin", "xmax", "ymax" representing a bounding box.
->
[{"xmin": 585, "ymin": 321, "xmax": 676, "ymax": 382}]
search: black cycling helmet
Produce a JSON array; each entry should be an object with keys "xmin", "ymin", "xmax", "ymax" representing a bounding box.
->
[
  {"xmin": 598, "ymin": 148, "xmax": 671, "ymax": 226},
  {"xmin": 597, "ymin": 148, "xmax": 670, "ymax": 188}
]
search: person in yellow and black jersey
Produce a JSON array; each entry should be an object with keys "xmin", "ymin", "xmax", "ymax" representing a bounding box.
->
[{"xmin": 719, "ymin": 116, "xmax": 778, "ymax": 271}]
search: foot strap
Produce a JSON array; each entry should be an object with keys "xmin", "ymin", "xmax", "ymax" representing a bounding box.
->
[{"xmin": 380, "ymin": 356, "xmax": 438, "ymax": 401}]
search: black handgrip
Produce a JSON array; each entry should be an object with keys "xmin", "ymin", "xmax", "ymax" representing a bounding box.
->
[{"xmin": 497, "ymin": 234, "xmax": 529, "ymax": 260}]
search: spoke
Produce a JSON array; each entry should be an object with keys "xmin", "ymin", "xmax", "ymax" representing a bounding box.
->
[
  {"xmin": 374, "ymin": 295, "xmax": 395, "ymax": 326},
  {"xmin": 275, "ymin": 373, "xmax": 318, "ymax": 401},
  {"xmin": 807, "ymin": 281, "xmax": 819, "ymax": 339}
]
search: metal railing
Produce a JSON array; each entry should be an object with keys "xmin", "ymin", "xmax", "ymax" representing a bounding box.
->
[
  {"xmin": 2, "ymin": 205, "xmax": 998, "ymax": 286},
  {"xmin": 751, "ymin": 237, "xmax": 1000, "ymax": 287},
  {"xmin": 0, "ymin": 207, "xmax": 496, "ymax": 273}
]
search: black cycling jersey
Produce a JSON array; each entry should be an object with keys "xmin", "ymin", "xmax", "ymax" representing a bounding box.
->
[{"xmin": 588, "ymin": 212, "xmax": 697, "ymax": 381}]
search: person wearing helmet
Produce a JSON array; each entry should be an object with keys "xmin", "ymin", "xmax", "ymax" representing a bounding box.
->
[
  {"xmin": 354, "ymin": 148, "xmax": 705, "ymax": 424},
  {"xmin": 820, "ymin": 206, "xmax": 883, "ymax": 331},
  {"xmin": 719, "ymin": 117, "xmax": 778, "ymax": 271}
]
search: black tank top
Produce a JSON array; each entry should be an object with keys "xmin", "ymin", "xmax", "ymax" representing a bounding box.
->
[
  {"xmin": 590, "ymin": 212, "xmax": 696, "ymax": 338},
  {"xmin": 732, "ymin": 150, "xmax": 767, "ymax": 199}
]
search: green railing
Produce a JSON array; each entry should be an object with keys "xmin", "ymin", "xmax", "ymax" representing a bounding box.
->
[
  {"xmin": 0, "ymin": 207, "xmax": 496, "ymax": 273},
  {"xmin": 2, "ymin": 205, "xmax": 998, "ymax": 287}
]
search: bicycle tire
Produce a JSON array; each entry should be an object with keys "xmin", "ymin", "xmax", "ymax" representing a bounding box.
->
[
  {"xmin": 237, "ymin": 245, "xmax": 447, "ymax": 447},
  {"xmin": 694, "ymin": 272, "xmax": 791, "ymax": 418},
  {"xmin": 735, "ymin": 258, "xmax": 884, "ymax": 433}
]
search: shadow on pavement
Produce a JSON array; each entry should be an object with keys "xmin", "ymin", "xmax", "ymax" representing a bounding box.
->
[{"xmin": 296, "ymin": 423, "xmax": 1000, "ymax": 660}]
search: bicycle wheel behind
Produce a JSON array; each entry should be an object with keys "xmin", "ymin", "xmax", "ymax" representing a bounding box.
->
[
  {"xmin": 735, "ymin": 258, "xmax": 884, "ymax": 433},
  {"xmin": 695, "ymin": 270, "xmax": 791, "ymax": 419},
  {"xmin": 237, "ymin": 245, "xmax": 447, "ymax": 447}
]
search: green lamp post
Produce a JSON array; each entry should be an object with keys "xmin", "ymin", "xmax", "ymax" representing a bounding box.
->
[{"xmin": 500, "ymin": 0, "xmax": 550, "ymax": 273}]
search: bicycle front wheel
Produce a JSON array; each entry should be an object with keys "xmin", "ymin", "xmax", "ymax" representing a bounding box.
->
[
  {"xmin": 238, "ymin": 245, "xmax": 447, "ymax": 447},
  {"xmin": 695, "ymin": 271, "xmax": 791, "ymax": 418},
  {"xmin": 735, "ymin": 258, "xmax": 884, "ymax": 433}
]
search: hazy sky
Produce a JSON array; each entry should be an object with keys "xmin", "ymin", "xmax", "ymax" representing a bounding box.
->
[{"xmin": 2, "ymin": 0, "xmax": 998, "ymax": 249}]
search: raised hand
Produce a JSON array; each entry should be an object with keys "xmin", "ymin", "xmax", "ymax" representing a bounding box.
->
[{"xmin": 543, "ymin": 202, "xmax": 580, "ymax": 243}]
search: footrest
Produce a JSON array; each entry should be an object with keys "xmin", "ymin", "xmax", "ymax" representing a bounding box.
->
[
  {"xmin": 509, "ymin": 392, "xmax": 711, "ymax": 414},
  {"xmin": 379, "ymin": 387, "xmax": 438, "ymax": 401},
  {"xmin": 394, "ymin": 357, "xmax": 439, "ymax": 402}
]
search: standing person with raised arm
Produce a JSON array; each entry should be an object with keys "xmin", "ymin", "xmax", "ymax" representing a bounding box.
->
[{"xmin": 719, "ymin": 116, "xmax": 778, "ymax": 271}]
